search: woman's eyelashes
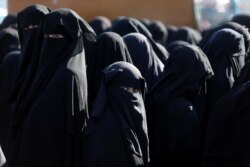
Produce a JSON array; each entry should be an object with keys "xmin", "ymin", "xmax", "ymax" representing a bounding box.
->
[{"xmin": 121, "ymin": 86, "xmax": 142, "ymax": 94}]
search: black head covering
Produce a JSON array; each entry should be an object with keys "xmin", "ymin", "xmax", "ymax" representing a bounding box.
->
[
  {"xmin": 82, "ymin": 61, "xmax": 149, "ymax": 167},
  {"xmin": 147, "ymin": 44, "xmax": 213, "ymax": 167},
  {"xmin": 148, "ymin": 20, "xmax": 168, "ymax": 43},
  {"xmin": 123, "ymin": 33, "xmax": 164, "ymax": 90},
  {"xmin": 0, "ymin": 14, "xmax": 17, "ymax": 30},
  {"xmin": 166, "ymin": 40, "xmax": 190, "ymax": 57},
  {"xmin": 203, "ymin": 81, "xmax": 250, "ymax": 167},
  {"xmin": 87, "ymin": 32, "xmax": 132, "ymax": 107},
  {"xmin": 88, "ymin": 16, "xmax": 111, "ymax": 36},
  {"xmin": 202, "ymin": 28, "xmax": 246, "ymax": 113},
  {"xmin": 149, "ymin": 44, "xmax": 213, "ymax": 107},
  {"xmin": 139, "ymin": 18, "xmax": 152, "ymax": 29},
  {"xmin": 231, "ymin": 14, "xmax": 250, "ymax": 31},
  {"xmin": 166, "ymin": 25, "xmax": 178, "ymax": 44},
  {"xmin": 111, "ymin": 17, "xmax": 169, "ymax": 64},
  {"xmin": 199, "ymin": 21, "xmax": 250, "ymax": 59},
  {"xmin": 0, "ymin": 27, "xmax": 19, "ymax": 63},
  {"xmin": 234, "ymin": 60, "xmax": 250, "ymax": 86},
  {"xmin": 9, "ymin": 4, "xmax": 50, "ymax": 105},
  {"xmin": 174, "ymin": 26, "xmax": 202, "ymax": 45},
  {"xmin": 0, "ymin": 51, "xmax": 20, "ymax": 155},
  {"xmin": 7, "ymin": 8, "xmax": 96, "ymax": 167}
]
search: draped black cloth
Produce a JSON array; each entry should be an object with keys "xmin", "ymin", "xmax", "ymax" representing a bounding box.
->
[
  {"xmin": 9, "ymin": 4, "xmax": 50, "ymax": 110},
  {"xmin": 166, "ymin": 25, "xmax": 178, "ymax": 44},
  {"xmin": 0, "ymin": 146, "xmax": 6, "ymax": 167},
  {"xmin": 82, "ymin": 62, "xmax": 149, "ymax": 167},
  {"xmin": 0, "ymin": 14, "xmax": 17, "ymax": 30},
  {"xmin": 199, "ymin": 21, "xmax": 250, "ymax": 60},
  {"xmin": 88, "ymin": 16, "xmax": 111, "ymax": 36},
  {"xmin": 7, "ymin": 8, "xmax": 96, "ymax": 167},
  {"xmin": 166, "ymin": 40, "xmax": 190, "ymax": 57},
  {"xmin": 202, "ymin": 28, "xmax": 246, "ymax": 120},
  {"xmin": 87, "ymin": 32, "xmax": 132, "ymax": 108},
  {"xmin": 0, "ymin": 51, "xmax": 20, "ymax": 155},
  {"xmin": 147, "ymin": 44, "xmax": 213, "ymax": 167},
  {"xmin": 203, "ymin": 81, "xmax": 250, "ymax": 167},
  {"xmin": 0, "ymin": 27, "xmax": 19, "ymax": 63},
  {"xmin": 111, "ymin": 17, "xmax": 169, "ymax": 64},
  {"xmin": 123, "ymin": 33, "xmax": 164, "ymax": 90},
  {"xmin": 173, "ymin": 26, "xmax": 202, "ymax": 45},
  {"xmin": 231, "ymin": 14, "xmax": 250, "ymax": 32},
  {"xmin": 148, "ymin": 20, "xmax": 167, "ymax": 43},
  {"xmin": 234, "ymin": 61, "xmax": 250, "ymax": 86}
]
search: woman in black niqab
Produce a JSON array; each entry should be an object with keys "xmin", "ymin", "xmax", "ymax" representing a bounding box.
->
[
  {"xmin": 147, "ymin": 44, "xmax": 213, "ymax": 167},
  {"xmin": 82, "ymin": 61, "xmax": 149, "ymax": 167},
  {"xmin": 123, "ymin": 33, "xmax": 164, "ymax": 90},
  {"xmin": 199, "ymin": 21, "xmax": 250, "ymax": 60},
  {"xmin": 111, "ymin": 17, "xmax": 169, "ymax": 64},
  {"xmin": 7, "ymin": 8, "xmax": 96, "ymax": 167},
  {"xmin": 87, "ymin": 32, "xmax": 132, "ymax": 108},
  {"xmin": 203, "ymin": 81, "xmax": 250, "ymax": 167},
  {"xmin": 202, "ymin": 28, "xmax": 246, "ymax": 121}
]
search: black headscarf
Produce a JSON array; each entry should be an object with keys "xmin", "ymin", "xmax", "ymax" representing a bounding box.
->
[
  {"xmin": 147, "ymin": 44, "xmax": 213, "ymax": 167},
  {"xmin": 199, "ymin": 21, "xmax": 250, "ymax": 59},
  {"xmin": 166, "ymin": 40, "xmax": 190, "ymax": 57},
  {"xmin": 82, "ymin": 61, "xmax": 149, "ymax": 167},
  {"xmin": 7, "ymin": 8, "xmax": 96, "ymax": 167},
  {"xmin": 148, "ymin": 20, "xmax": 168, "ymax": 43},
  {"xmin": 123, "ymin": 33, "xmax": 164, "ymax": 90},
  {"xmin": 87, "ymin": 32, "xmax": 132, "ymax": 108},
  {"xmin": 203, "ymin": 81, "xmax": 250, "ymax": 167},
  {"xmin": 111, "ymin": 17, "xmax": 169, "ymax": 64},
  {"xmin": 0, "ymin": 27, "xmax": 19, "ymax": 63},
  {"xmin": 0, "ymin": 51, "xmax": 20, "ymax": 155},
  {"xmin": 231, "ymin": 14, "xmax": 250, "ymax": 31},
  {"xmin": 0, "ymin": 14, "xmax": 17, "ymax": 30},
  {"xmin": 174, "ymin": 26, "xmax": 202, "ymax": 45},
  {"xmin": 88, "ymin": 16, "xmax": 111, "ymax": 36},
  {"xmin": 202, "ymin": 28, "xmax": 246, "ymax": 113},
  {"xmin": 166, "ymin": 25, "xmax": 178, "ymax": 44}
]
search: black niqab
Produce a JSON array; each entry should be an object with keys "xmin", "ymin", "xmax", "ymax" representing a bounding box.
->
[
  {"xmin": 147, "ymin": 44, "xmax": 213, "ymax": 167},
  {"xmin": 202, "ymin": 28, "xmax": 246, "ymax": 113},
  {"xmin": 7, "ymin": 8, "xmax": 96, "ymax": 167},
  {"xmin": 82, "ymin": 61, "xmax": 149, "ymax": 167}
]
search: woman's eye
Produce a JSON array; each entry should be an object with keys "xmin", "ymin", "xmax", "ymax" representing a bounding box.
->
[
  {"xmin": 121, "ymin": 86, "xmax": 142, "ymax": 94},
  {"xmin": 44, "ymin": 34, "xmax": 64, "ymax": 39},
  {"xmin": 24, "ymin": 25, "xmax": 39, "ymax": 31}
]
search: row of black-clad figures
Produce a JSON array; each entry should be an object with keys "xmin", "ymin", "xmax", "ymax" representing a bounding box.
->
[{"xmin": 0, "ymin": 4, "xmax": 250, "ymax": 167}]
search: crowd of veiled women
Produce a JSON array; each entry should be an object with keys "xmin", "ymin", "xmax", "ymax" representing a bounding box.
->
[{"xmin": 0, "ymin": 3, "xmax": 250, "ymax": 167}]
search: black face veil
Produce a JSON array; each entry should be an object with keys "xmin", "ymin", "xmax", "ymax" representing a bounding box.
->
[
  {"xmin": 7, "ymin": 8, "xmax": 96, "ymax": 167},
  {"xmin": 82, "ymin": 61, "xmax": 149, "ymax": 167}
]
